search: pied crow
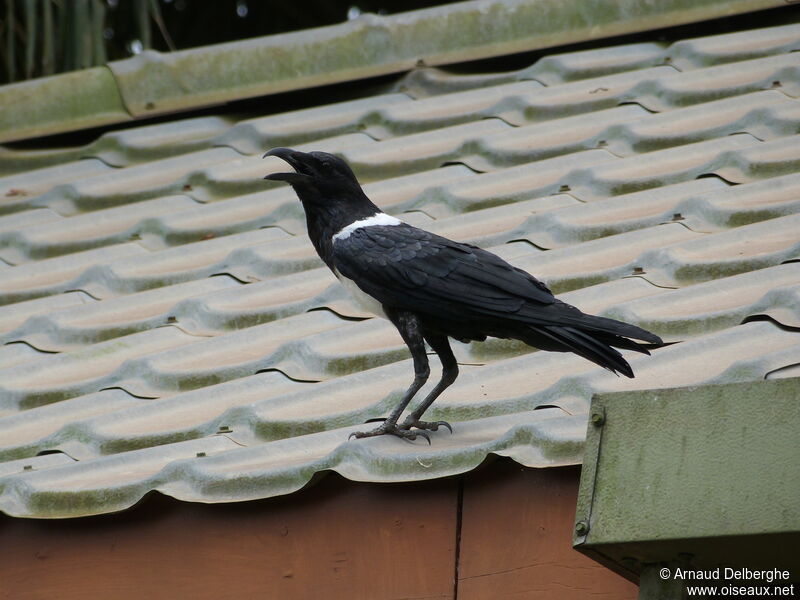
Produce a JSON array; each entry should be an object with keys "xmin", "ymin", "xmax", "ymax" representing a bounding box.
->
[{"xmin": 264, "ymin": 147, "xmax": 663, "ymax": 442}]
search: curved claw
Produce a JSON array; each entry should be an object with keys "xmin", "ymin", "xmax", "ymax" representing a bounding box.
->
[
  {"xmin": 347, "ymin": 423, "xmax": 432, "ymax": 444},
  {"xmin": 410, "ymin": 430, "xmax": 432, "ymax": 445},
  {"xmin": 432, "ymin": 420, "xmax": 453, "ymax": 434},
  {"xmin": 399, "ymin": 419, "xmax": 453, "ymax": 434}
]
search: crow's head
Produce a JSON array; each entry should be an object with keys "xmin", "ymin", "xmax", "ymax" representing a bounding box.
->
[{"xmin": 263, "ymin": 148, "xmax": 364, "ymax": 203}]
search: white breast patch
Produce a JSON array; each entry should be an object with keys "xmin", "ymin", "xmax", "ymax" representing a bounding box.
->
[
  {"xmin": 333, "ymin": 268, "xmax": 388, "ymax": 320},
  {"xmin": 332, "ymin": 212, "xmax": 402, "ymax": 242}
]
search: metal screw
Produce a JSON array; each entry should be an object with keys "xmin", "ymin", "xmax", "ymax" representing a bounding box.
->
[
  {"xmin": 591, "ymin": 412, "xmax": 605, "ymax": 426},
  {"xmin": 575, "ymin": 521, "xmax": 590, "ymax": 536}
]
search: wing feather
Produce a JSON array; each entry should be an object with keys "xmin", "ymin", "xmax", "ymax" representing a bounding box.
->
[
  {"xmin": 332, "ymin": 222, "xmax": 662, "ymax": 362},
  {"xmin": 333, "ymin": 224, "xmax": 554, "ymax": 320}
]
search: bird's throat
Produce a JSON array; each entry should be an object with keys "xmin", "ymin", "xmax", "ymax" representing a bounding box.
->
[{"xmin": 302, "ymin": 196, "xmax": 381, "ymax": 269}]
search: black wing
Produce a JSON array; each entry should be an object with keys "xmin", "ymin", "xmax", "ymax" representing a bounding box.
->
[
  {"xmin": 333, "ymin": 223, "xmax": 661, "ymax": 340},
  {"xmin": 332, "ymin": 223, "xmax": 556, "ymax": 322},
  {"xmin": 333, "ymin": 223, "xmax": 662, "ymax": 377}
]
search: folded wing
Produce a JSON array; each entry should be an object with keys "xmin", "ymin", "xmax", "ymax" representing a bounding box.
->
[{"xmin": 334, "ymin": 224, "xmax": 656, "ymax": 337}]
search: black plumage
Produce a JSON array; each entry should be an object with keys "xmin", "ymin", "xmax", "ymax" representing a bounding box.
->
[{"xmin": 264, "ymin": 148, "xmax": 663, "ymax": 442}]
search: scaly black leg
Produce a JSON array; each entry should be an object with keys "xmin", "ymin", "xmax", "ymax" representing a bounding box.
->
[
  {"xmin": 398, "ymin": 333, "xmax": 458, "ymax": 434},
  {"xmin": 349, "ymin": 309, "xmax": 431, "ymax": 442}
]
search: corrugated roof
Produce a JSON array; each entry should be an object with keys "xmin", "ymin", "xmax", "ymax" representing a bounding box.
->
[{"xmin": 1, "ymin": 21, "xmax": 799, "ymax": 518}]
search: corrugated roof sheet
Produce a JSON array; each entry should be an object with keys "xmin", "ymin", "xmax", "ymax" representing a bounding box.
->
[{"xmin": 0, "ymin": 21, "xmax": 799, "ymax": 518}]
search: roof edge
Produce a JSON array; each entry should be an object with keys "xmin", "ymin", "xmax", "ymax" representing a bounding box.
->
[
  {"xmin": 0, "ymin": 67, "xmax": 130, "ymax": 144},
  {"xmin": 0, "ymin": 0, "xmax": 787, "ymax": 143}
]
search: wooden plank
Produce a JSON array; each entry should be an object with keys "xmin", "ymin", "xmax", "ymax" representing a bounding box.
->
[
  {"xmin": 457, "ymin": 461, "xmax": 638, "ymax": 600},
  {"xmin": 0, "ymin": 474, "xmax": 457, "ymax": 600},
  {"xmin": 0, "ymin": 460, "xmax": 640, "ymax": 599}
]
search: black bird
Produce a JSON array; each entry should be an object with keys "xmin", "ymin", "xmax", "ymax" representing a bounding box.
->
[{"xmin": 264, "ymin": 148, "xmax": 663, "ymax": 442}]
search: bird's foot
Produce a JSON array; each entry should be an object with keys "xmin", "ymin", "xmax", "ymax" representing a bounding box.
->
[
  {"xmin": 399, "ymin": 418, "xmax": 453, "ymax": 434},
  {"xmin": 348, "ymin": 423, "xmax": 431, "ymax": 444}
]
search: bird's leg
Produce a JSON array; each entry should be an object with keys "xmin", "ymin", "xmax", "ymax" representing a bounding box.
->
[
  {"xmin": 349, "ymin": 310, "xmax": 431, "ymax": 442},
  {"xmin": 398, "ymin": 334, "xmax": 458, "ymax": 434}
]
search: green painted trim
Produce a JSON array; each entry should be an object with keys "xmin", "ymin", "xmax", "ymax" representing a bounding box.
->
[
  {"xmin": 0, "ymin": 0, "xmax": 787, "ymax": 142},
  {"xmin": 574, "ymin": 377, "xmax": 800, "ymax": 581}
]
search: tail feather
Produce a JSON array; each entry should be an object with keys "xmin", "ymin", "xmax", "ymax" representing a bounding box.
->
[
  {"xmin": 590, "ymin": 330, "xmax": 653, "ymax": 354},
  {"xmin": 519, "ymin": 301, "xmax": 663, "ymax": 345},
  {"xmin": 536, "ymin": 325, "xmax": 635, "ymax": 378},
  {"xmin": 559, "ymin": 312, "xmax": 663, "ymax": 345},
  {"xmin": 504, "ymin": 300, "xmax": 663, "ymax": 377}
]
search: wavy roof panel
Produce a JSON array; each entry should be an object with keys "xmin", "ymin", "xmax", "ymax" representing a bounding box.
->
[{"xmin": 0, "ymin": 21, "xmax": 798, "ymax": 518}]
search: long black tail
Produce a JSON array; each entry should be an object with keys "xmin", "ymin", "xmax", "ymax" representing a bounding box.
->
[{"xmin": 520, "ymin": 314, "xmax": 663, "ymax": 378}]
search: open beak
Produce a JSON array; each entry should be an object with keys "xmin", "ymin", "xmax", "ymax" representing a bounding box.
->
[{"xmin": 263, "ymin": 147, "xmax": 312, "ymax": 184}]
